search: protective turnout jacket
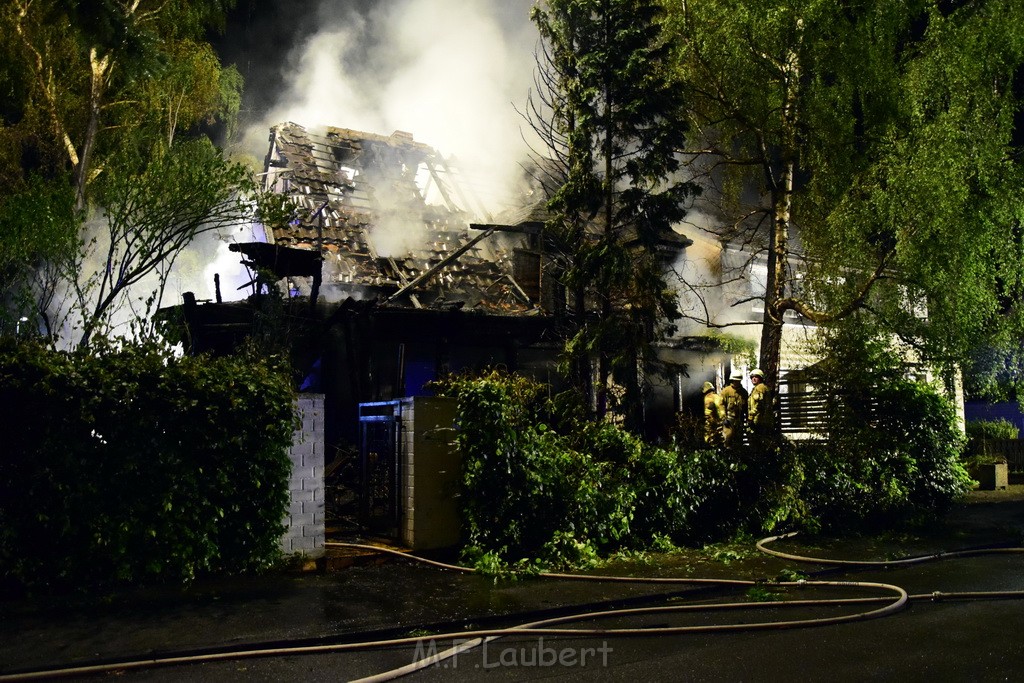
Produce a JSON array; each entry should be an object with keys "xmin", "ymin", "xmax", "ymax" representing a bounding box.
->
[
  {"xmin": 748, "ymin": 382, "xmax": 772, "ymax": 428},
  {"xmin": 703, "ymin": 391, "xmax": 724, "ymax": 445},
  {"xmin": 719, "ymin": 383, "xmax": 747, "ymax": 445}
]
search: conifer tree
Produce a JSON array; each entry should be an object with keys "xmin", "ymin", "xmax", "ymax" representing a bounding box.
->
[{"xmin": 530, "ymin": 0, "xmax": 698, "ymax": 426}]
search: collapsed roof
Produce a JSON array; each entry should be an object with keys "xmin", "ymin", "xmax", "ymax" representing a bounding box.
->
[{"xmin": 249, "ymin": 122, "xmax": 543, "ymax": 313}]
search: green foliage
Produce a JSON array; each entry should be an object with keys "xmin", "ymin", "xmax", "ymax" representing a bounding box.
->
[
  {"xmin": 132, "ymin": 38, "xmax": 240, "ymax": 146},
  {"xmin": 746, "ymin": 584, "xmax": 782, "ymax": 602},
  {"xmin": 965, "ymin": 342, "xmax": 1024, "ymax": 404},
  {"xmin": 966, "ymin": 419, "xmax": 1020, "ymax": 442},
  {"xmin": 442, "ymin": 368, "xmax": 972, "ymax": 571},
  {"xmin": 0, "ymin": 338, "xmax": 295, "ymax": 592},
  {"xmin": 965, "ymin": 419, "xmax": 1019, "ymax": 464},
  {"xmin": 530, "ymin": 0, "xmax": 699, "ymax": 425},
  {"xmin": 702, "ymin": 541, "xmax": 751, "ymax": 565},
  {"xmin": 73, "ymin": 138, "xmax": 254, "ymax": 345},
  {"xmin": 665, "ymin": 0, "xmax": 1024, "ymax": 385},
  {"xmin": 775, "ymin": 568, "xmax": 807, "ymax": 582},
  {"xmin": 799, "ymin": 322, "xmax": 972, "ymax": 530},
  {"xmin": 438, "ymin": 372, "xmax": 789, "ymax": 567},
  {"xmin": 438, "ymin": 371, "xmax": 618, "ymax": 568},
  {"xmin": 1, "ymin": 0, "xmax": 249, "ymax": 345},
  {"xmin": 0, "ymin": 173, "xmax": 79, "ymax": 327}
]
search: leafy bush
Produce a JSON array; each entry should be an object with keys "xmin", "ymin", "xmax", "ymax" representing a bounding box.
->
[
  {"xmin": 441, "ymin": 372, "xmax": 617, "ymax": 567},
  {"xmin": 966, "ymin": 418, "xmax": 1019, "ymax": 443},
  {"xmin": 0, "ymin": 339, "xmax": 296, "ymax": 592},
  {"xmin": 963, "ymin": 418, "xmax": 1018, "ymax": 466},
  {"xmin": 437, "ymin": 371, "xmax": 800, "ymax": 569},
  {"xmin": 800, "ymin": 322, "xmax": 972, "ymax": 530},
  {"xmin": 440, "ymin": 357, "xmax": 971, "ymax": 570}
]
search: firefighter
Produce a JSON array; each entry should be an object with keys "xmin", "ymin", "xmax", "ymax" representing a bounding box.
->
[
  {"xmin": 702, "ymin": 381, "xmax": 724, "ymax": 446},
  {"xmin": 747, "ymin": 368, "xmax": 773, "ymax": 442},
  {"xmin": 720, "ymin": 370, "xmax": 747, "ymax": 447}
]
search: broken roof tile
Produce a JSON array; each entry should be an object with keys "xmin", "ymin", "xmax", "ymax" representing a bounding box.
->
[{"xmin": 253, "ymin": 122, "xmax": 539, "ymax": 314}]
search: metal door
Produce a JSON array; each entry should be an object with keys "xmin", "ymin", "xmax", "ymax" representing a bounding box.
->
[{"xmin": 358, "ymin": 400, "xmax": 402, "ymax": 535}]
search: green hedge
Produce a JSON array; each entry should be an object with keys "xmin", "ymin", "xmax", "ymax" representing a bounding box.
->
[
  {"xmin": 437, "ymin": 371, "xmax": 803, "ymax": 569},
  {"xmin": 799, "ymin": 381, "xmax": 972, "ymax": 530},
  {"xmin": 0, "ymin": 339, "xmax": 296, "ymax": 592},
  {"xmin": 438, "ymin": 369, "xmax": 971, "ymax": 570},
  {"xmin": 966, "ymin": 418, "xmax": 1019, "ymax": 443}
]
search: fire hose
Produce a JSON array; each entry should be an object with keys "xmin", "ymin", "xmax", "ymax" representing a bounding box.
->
[{"xmin": 1, "ymin": 537, "xmax": 1022, "ymax": 682}]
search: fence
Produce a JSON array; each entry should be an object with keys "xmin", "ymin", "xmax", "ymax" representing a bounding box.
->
[
  {"xmin": 776, "ymin": 389, "xmax": 828, "ymax": 436},
  {"xmin": 775, "ymin": 384, "xmax": 882, "ymax": 438},
  {"xmin": 979, "ymin": 439, "xmax": 1024, "ymax": 472},
  {"xmin": 776, "ymin": 386, "xmax": 1022, "ymax": 470}
]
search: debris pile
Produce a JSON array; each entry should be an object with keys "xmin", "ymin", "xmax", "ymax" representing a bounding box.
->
[{"xmin": 253, "ymin": 122, "xmax": 539, "ymax": 313}]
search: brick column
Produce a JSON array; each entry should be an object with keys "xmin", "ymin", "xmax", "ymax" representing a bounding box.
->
[{"xmin": 280, "ymin": 394, "xmax": 325, "ymax": 558}]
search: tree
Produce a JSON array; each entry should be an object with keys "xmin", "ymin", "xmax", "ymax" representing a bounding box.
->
[
  {"xmin": 529, "ymin": 0, "xmax": 698, "ymax": 427},
  {"xmin": 665, "ymin": 0, "xmax": 1024, "ymax": 388},
  {"xmin": 0, "ymin": 174, "xmax": 78, "ymax": 333},
  {"xmin": 71, "ymin": 138, "xmax": 254, "ymax": 346},
  {"xmin": 136, "ymin": 39, "xmax": 244, "ymax": 148},
  {"xmin": 0, "ymin": 0, "xmax": 251, "ymax": 346},
  {"xmin": 3, "ymin": 0, "xmax": 240, "ymax": 209}
]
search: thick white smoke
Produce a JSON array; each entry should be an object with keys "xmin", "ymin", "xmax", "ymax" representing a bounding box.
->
[
  {"xmin": 241, "ymin": 0, "xmax": 539, "ymax": 213},
  {"xmin": 164, "ymin": 0, "xmax": 540, "ymax": 310},
  {"xmin": 37, "ymin": 2, "xmax": 541, "ymax": 346},
  {"xmin": 669, "ymin": 209, "xmax": 764, "ymax": 344}
]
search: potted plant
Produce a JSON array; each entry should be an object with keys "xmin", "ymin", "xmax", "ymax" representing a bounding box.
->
[
  {"xmin": 965, "ymin": 419, "xmax": 1017, "ymax": 490},
  {"xmin": 966, "ymin": 453, "xmax": 1009, "ymax": 490}
]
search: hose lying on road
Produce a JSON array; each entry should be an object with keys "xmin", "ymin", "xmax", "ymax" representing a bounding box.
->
[
  {"xmin": 349, "ymin": 578, "xmax": 909, "ymax": 683},
  {"xmin": 757, "ymin": 531, "xmax": 1024, "ymax": 566},
  {"xmin": 0, "ymin": 577, "xmax": 909, "ymax": 682},
  {"xmin": 337, "ymin": 538, "xmax": 1024, "ymax": 683},
  {"xmin": 2, "ymin": 538, "xmax": 1022, "ymax": 682}
]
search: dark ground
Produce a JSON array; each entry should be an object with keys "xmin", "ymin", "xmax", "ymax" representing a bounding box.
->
[{"xmin": 1, "ymin": 486, "xmax": 1022, "ymax": 681}]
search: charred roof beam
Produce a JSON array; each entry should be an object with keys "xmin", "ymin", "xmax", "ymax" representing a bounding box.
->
[
  {"xmin": 384, "ymin": 226, "xmax": 497, "ymax": 305},
  {"xmin": 386, "ymin": 257, "xmax": 423, "ymax": 309}
]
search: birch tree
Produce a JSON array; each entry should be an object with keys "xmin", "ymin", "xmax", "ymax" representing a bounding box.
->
[
  {"xmin": 3, "ymin": 0, "xmax": 241, "ymax": 209},
  {"xmin": 667, "ymin": 0, "xmax": 1024, "ymax": 387},
  {"xmin": 1, "ymin": 0, "xmax": 250, "ymax": 345}
]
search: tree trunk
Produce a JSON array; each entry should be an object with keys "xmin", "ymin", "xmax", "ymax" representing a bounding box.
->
[
  {"xmin": 572, "ymin": 280, "xmax": 594, "ymax": 412},
  {"xmin": 75, "ymin": 48, "xmax": 110, "ymax": 211},
  {"xmin": 760, "ymin": 171, "xmax": 792, "ymax": 388},
  {"xmin": 758, "ymin": 18, "xmax": 802, "ymax": 391},
  {"xmin": 596, "ymin": 0, "xmax": 615, "ymax": 420}
]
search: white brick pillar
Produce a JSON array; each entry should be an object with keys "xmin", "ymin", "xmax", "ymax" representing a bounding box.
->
[{"xmin": 280, "ymin": 394, "xmax": 325, "ymax": 558}]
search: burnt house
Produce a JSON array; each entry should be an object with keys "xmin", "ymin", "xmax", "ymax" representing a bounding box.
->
[
  {"xmin": 166, "ymin": 123, "xmax": 568, "ymax": 449},
  {"xmin": 265, "ymin": 124, "xmax": 567, "ymax": 443},
  {"xmin": 166, "ymin": 122, "xmax": 768, "ymax": 457},
  {"xmin": 167, "ymin": 122, "xmax": 948, "ymax": 541}
]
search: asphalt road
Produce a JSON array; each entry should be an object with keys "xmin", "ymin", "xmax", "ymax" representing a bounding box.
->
[
  {"xmin": 3, "ymin": 490, "xmax": 1022, "ymax": 682},
  {"xmin": 78, "ymin": 553, "xmax": 1023, "ymax": 682}
]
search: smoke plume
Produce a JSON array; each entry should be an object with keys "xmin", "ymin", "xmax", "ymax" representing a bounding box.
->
[
  {"xmin": 239, "ymin": 0, "xmax": 539, "ymax": 210},
  {"xmin": 148, "ymin": 0, "xmax": 541, "ymax": 313}
]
